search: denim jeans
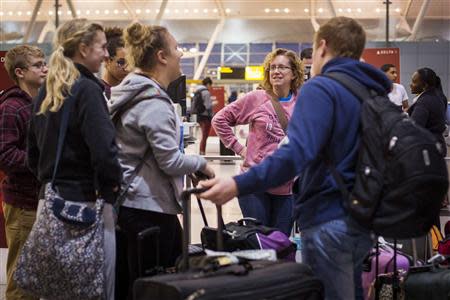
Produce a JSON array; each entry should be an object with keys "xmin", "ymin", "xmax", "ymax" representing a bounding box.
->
[
  {"xmin": 238, "ymin": 192, "xmax": 293, "ymax": 235},
  {"xmin": 301, "ymin": 217, "xmax": 374, "ymax": 300}
]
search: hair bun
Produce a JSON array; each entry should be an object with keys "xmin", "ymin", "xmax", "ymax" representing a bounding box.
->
[
  {"xmin": 124, "ymin": 22, "xmax": 150, "ymax": 46},
  {"xmin": 105, "ymin": 26, "xmax": 123, "ymax": 40}
]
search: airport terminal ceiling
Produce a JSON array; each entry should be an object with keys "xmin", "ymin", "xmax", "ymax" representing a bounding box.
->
[{"xmin": 0, "ymin": 0, "xmax": 449, "ymax": 44}]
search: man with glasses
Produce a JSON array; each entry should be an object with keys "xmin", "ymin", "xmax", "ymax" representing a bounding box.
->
[
  {"xmin": 102, "ymin": 27, "xmax": 129, "ymax": 99},
  {"xmin": 0, "ymin": 45, "xmax": 47, "ymax": 299}
]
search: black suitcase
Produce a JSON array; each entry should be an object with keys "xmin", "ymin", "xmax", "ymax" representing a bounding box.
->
[
  {"xmin": 133, "ymin": 188, "xmax": 324, "ymax": 300},
  {"xmin": 219, "ymin": 140, "xmax": 235, "ymax": 156},
  {"xmin": 403, "ymin": 232, "xmax": 450, "ymax": 300}
]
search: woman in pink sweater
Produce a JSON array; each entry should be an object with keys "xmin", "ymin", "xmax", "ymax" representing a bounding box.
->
[{"xmin": 212, "ymin": 48, "xmax": 303, "ymax": 234}]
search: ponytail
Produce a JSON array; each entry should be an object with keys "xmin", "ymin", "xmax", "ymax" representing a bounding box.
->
[
  {"xmin": 39, "ymin": 46, "xmax": 79, "ymax": 114},
  {"xmin": 38, "ymin": 19, "xmax": 103, "ymax": 114}
]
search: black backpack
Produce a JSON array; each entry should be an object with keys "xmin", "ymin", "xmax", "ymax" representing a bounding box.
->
[
  {"xmin": 191, "ymin": 88, "xmax": 207, "ymax": 114},
  {"xmin": 324, "ymin": 72, "xmax": 448, "ymax": 239}
]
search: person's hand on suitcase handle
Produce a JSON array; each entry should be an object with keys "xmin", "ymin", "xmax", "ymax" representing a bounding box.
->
[
  {"xmin": 198, "ymin": 176, "xmax": 238, "ymax": 205},
  {"xmin": 200, "ymin": 163, "xmax": 215, "ymax": 179}
]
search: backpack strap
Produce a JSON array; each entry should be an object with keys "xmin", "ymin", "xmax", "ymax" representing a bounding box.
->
[
  {"xmin": 319, "ymin": 72, "xmax": 375, "ymax": 204},
  {"xmin": 322, "ymin": 72, "xmax": 374, "ymax": 103}
]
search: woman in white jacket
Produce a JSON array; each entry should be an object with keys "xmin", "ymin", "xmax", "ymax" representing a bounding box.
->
[{"xmin": 109, "ymin": 22, "xmax": 214, "ymax": 299}]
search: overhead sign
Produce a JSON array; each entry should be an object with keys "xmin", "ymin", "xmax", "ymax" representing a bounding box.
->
[
  {"xmin": 245, "ymin": 66, "xmax": 264, "ymax": 81},
  {"xmin": 217, "ymin": 66, "xmax": 246, "ymax": 80}
]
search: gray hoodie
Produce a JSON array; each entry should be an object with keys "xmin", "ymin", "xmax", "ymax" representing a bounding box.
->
[{"xmin": 109, "ymin": 73, "xmax": 207, "ymax": 214}]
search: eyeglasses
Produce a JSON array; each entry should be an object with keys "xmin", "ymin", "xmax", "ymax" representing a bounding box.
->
[
  {"xmin": 115, "ymin": 58, "xmax": 127, "ymax": 68},
  {"xmin": 29, "ymin": 61, "xmax": 47, "ymax": 70},
  {"xmin": 268, "ymin": 65, "xmax": 292, "ymax": 72}
]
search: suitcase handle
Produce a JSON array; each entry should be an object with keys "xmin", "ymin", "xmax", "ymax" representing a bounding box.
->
[{"xmin": 181, "ymin": 188, "xmax": 224, "ymax": 272}]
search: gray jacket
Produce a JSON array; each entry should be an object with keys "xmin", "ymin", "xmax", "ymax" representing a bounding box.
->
[
  {"xmin": 109, "ymin": 73, "xmax": 207, "ymax": 214},
  {"xmin": 196, "ymin": 85, "xmax": 213, "ymax": 118}
]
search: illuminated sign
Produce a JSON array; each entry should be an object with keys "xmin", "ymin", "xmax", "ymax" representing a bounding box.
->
[{"xmin": 245, "ymin": 66, "xmax": 264, "ymax": 81}]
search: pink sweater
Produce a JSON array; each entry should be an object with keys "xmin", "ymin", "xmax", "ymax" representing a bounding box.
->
[{"xmin": 212, "ymin": 90, "xmax": 297, "ymax": 195}]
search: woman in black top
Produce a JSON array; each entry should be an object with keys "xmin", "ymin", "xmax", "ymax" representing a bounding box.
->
[
  {"xmin": 27, "ymin": 19, "xmax": 122, "ymax": 299},
  {"xmin": 408, "ymin": 67, "xmax": 448, "ymax": 156}
]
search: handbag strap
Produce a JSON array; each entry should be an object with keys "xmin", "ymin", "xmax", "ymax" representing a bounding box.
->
[
  {"xmin": 111, "ymin": 93, "xmax": 168, "ymax": 209},
  {"xmin": 51, "ymin": 82, "xmax": 80, "ymax": 189},
  {"xmin": 268, "ymin": 92, "xmax": 289, "ymax": 134}
]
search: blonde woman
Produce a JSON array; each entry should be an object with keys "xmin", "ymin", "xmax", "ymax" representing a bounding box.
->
[
  {"xmin": 109, "ymin": 22, "xmax": 214, "ymax": 298},
  {"xmin": 27, "ymin": 19, "xmax": 122, "ymax": 299},
  {"xmin": 212, "ymin": 48, "xmax": 303, "ymax": 235}
]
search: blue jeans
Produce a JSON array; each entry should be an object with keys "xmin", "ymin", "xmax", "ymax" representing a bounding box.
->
[
  {"xmin": 238, "ymin": 192, "xmax": 293, "ymax": 235},
  {"xmin": 302, "ymin": 217, "xmax": 374, "ymax": 300}
]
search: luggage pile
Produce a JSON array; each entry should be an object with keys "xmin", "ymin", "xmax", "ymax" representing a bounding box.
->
[{"xmin": 133, "ymin": 188, "xmax": 325, "ymax": 300}]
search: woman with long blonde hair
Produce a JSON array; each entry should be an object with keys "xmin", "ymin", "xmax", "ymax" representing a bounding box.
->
[{"xmin": 27, "ymin": 19, "xmax": 122, "ymax": 299}]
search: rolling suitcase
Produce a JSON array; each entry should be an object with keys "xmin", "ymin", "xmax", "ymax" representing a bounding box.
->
[
  {"xmin": 403, "ymin": 232, "xmax": 450, "ymax": 300},
  {"xmin": 133, "ymin": 188, "xmax": 324, "ymax": 300}
]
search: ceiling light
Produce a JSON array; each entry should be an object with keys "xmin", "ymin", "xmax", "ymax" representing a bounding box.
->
[
  {"xmin": 136, "ymin": 9, "xmax": 141, "ymax": 14},
  {"xmin": 123, "ymin": 10, "xmax": 128, "ymax": 14},
  {"xmin": 357, "ymin": 8, "xmax": 362, "ymax": 13},
  {"xmin": 114, "ymin": 9, "xmax": 119, "ymax": 14},
  {"xmin": 338, "ymin": 8, "xmax": 343, "ymax": 12},
  {"xmin": 165, "ymin": 9, "xmax": 170, "ymax": 13},
  {"xmin": 146, "ymin": 9, "xmax": 151, "ymax": 13},
  {"xmin": 156, "ymin": 9, "xmax": 160, "ymax": 13},
  {"xmin": 57, "ymin": 11, "xmax": 61, "ymax": 15},
  {"xmin": 225, "ymin": 8, "xmax": 231, "ymax": 13},
  {"xmin": 193, "ymin": 9, "xmax": 199, "ymax": 13},
  {"xmin": 304, "ymin": 8, "xmax": 309, "ymax": 13},
  {"xmin": 318, "ymin": 8, "xmax": 324, "ymax": 13},
  {"xmin": 86, "ymin": 10, "xmax": 90, "ymax": 15},
  {"xmin": 175, "ymin": 9, "xmax": 179, "ymax": 13},
  {"xmin": 17, "ymin": 11, "xmax": 22, "ymax": 16},
  {"xmin": 104, "ymin": 9, "xmax": 109, "ymax": 15},
  {"xmin": 347, "ymin": 8, "xmax": 352, "ymax": 13},
  {"xmin": 395, "ymin": 8, "xmax": 401, "ymax": 13},
  {"xmin": 213, "ymin": 8, "xmax": 218, "ymax": 13},
  {"xmin": 376, "ymin": 8, "xmax": 381, "ymax": 13},
  {"xmin": 0, "ymin": 12, "xmax": 3, "ymax": 16},
  {"xmin": 37, "ymin": 11, "xmax": 41, "ymax": 15},
  {"xmin": 184, "ymin": 9, "xmax": 189, "ymax": 13},
  {"xmin": 95, "ymin": 10, "xmax": 100, "ymax": 15},
  {"xmin": 265, "ymin": 8, "xmax": 270, "ymax": 13},
  {"xmin": 67, "ymin": 10, "xmax": 72, "ymax": 15},
  {"xmin": 284, "ymin": 8, "xmax": 290, "ymax": 13},
  {"xmin": 76, "ymin": 10, "xmax": 81, "ymax": 15},
  {"xmin": 203, "ymin": 9, "xmax": 208, "ymax": 13},
  {"xmin": 48, "ymin": 10, "xmax": 53, "ymax": 15},
  {"xmin": 26, "ymin": 11, "xmax": 31, "ymax": 15},
  {"xmin": 274, "ymin": 8, "xmax": 280, "ymax": 13}
]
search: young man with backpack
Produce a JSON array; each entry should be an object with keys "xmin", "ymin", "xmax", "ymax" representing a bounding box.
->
[
  {"xmin": 192, "ymin": 77, "xmax": 214, "ymax": 155},
  {"xmin": 200, "ymin": 17, "xmax": 393, "ymax": 299}
]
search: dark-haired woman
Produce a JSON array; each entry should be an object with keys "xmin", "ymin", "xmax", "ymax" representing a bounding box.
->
[
  {"xmin": 102, "ymin": 26, "xmax": 129, "ymax": 99},
  {"xmin": 109, "ymin": 22, "xmax": 214, "ymax": 298},
  {"xmin": 408, "ymin": 67, "xmax": 448, "ymax": 156}
]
